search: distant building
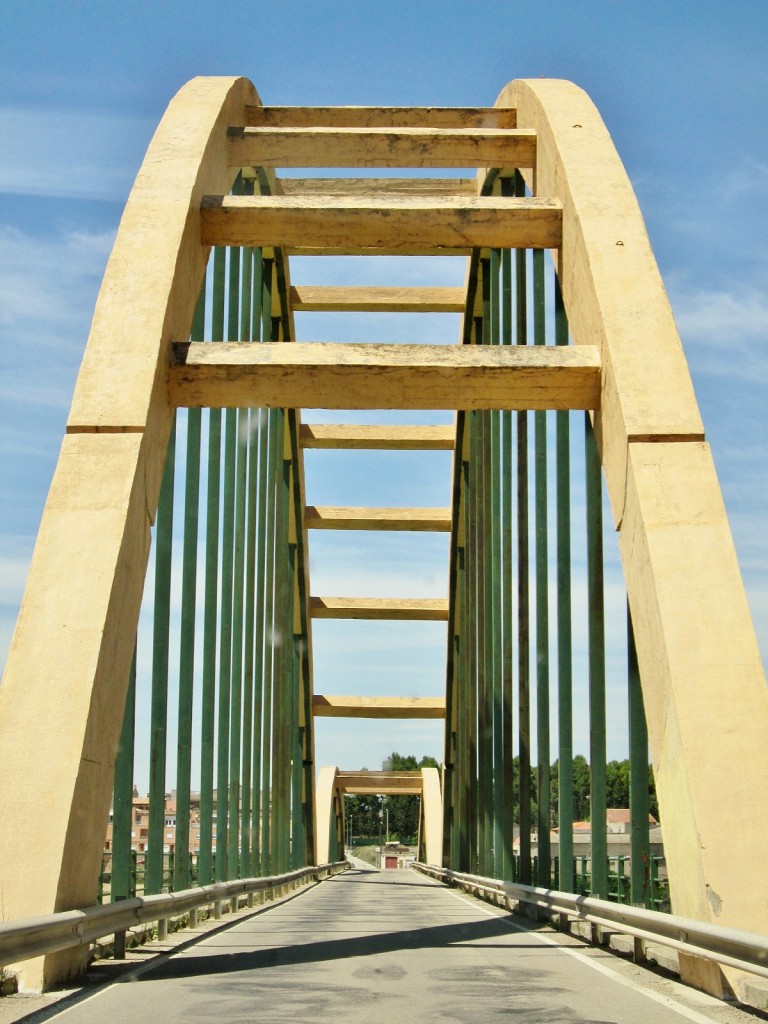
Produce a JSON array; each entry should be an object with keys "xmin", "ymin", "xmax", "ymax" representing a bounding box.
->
[
  {"xmin": 105, "ymin": 790, "xmax": 205, "ymax": 856},
  {"xmin": 514, "ymin": 809, "xmax": 665, "ymax": 872}
]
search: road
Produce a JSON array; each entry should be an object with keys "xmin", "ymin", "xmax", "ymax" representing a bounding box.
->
[{"xmin": 4, "ymin": 864, "xmax": 763, "ymax": 1024}]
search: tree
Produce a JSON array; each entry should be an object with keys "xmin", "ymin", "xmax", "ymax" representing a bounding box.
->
[
  {"xmin": 343, "ymin": 752, "xmax": 439, "ymax": 845},
  {"xmin": 606, "ymin": 760, "xmax": 630, "ymax": 808},
  {"xmin": 572, "ymin": 755, "xmax": 591, "ymax": 820},
  {"xmin": 546, "ymin": 756, "xmax": 658, "ymax": 823}
]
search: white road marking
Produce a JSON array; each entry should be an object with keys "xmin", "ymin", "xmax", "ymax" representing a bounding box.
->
[{"xmin": 440, "ymin": 884, "xmax": 724, "ymax": 1024}]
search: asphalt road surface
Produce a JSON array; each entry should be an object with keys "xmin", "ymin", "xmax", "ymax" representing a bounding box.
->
[{"xmin": 9, "ymin": 865, "xmax": 763, "ymax": 1024}]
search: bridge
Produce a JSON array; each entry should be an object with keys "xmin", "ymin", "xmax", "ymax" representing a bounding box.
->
[{"xmin": 1, "ymin": 76, "xmax": 767, "ymax": 1015}]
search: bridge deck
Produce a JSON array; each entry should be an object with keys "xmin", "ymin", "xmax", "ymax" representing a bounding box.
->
[{"xmin": 16, "ymin": 866, "xmax": 750, "ymax": 1024}]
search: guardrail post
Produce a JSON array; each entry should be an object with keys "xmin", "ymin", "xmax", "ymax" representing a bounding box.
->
[
  {"xmin": 157, "ymin": 918, "xmax": 168, "ymax": 942},
  {"xmin": 190, "ymin": 907, "xmax": 198, "ymax": 928},
  {"xmin": 114, "ymin": 929, "xmax": 127, "ymax": 959},
  {"xmin": 214, "ymin": 900, "xmax": 223, "ymax": 920}
]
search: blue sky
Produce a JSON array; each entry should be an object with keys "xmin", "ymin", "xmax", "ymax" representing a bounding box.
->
[{"xmin": 1, "ymin": 1, "xmax": 766, "ymax": 787}]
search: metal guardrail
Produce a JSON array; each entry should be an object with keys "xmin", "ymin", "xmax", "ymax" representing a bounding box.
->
[
  {"xmin": 0, "ymin": 861, "xmax": 349, "ymax": 969},
  {"xmin": 414, "ymin": 863, "xmax": 768, "ymax": 982}
]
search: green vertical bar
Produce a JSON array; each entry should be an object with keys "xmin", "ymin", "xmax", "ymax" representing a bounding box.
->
[
  {"xmin": 515, "ymin": 172, "xmax": 531, "ymax": 884},
  {"xmin": 241, "ymin": 408, "xmax": 257, "ymax": 877},
  {"xmin": 146, "ymin": 416, "xmax": 176, "ymax": 895},
  {"xmin": 286, "ymin": 552, "xmax": 300, "ymax": 869},
  {"xmin": 291, "ymin": 631, "xmax": 304, "ymax": 868},
  {"xmin": 456, "ymin": 450, "xmax": 470, "ymax": 869},
  {"xmin": 243, "ymin": 406, "xmax": 260, "ymax": 878},
  {"xmin": 261, "ymin": 409, "xmax": 278, "ymax": 874},
  {"xmin": 199, "ymin": 246, "xmax": 225, "ymax": 885},
  {"xmin": 555, "ymin": 273, "xmax": 574, "ymax": 891},
  {"xmin": 585, "ymin": 414, "xmax": 607, "ymax": 897},
  {"xmin": 257, "ymin": 261, "xmax": 274, "ymax": 876},
  {"xmin": 628, "ymin": 605, "xmax": 651, "ymax": 906},
  {"xmin": 533, "ymin": 247, "xmax": 550, "ymax": 885},
  {"xmin": 249, "ymin": 249, "xmax": 265, "ymax": 873},
  {"xmin": 260, "ymin": 268, "xmax": 277, "ymax": 874},
  {"xmin": 460, "ymin": 464, "xmax": 473, "ymax": 871},
  {"xmin": 229, "ymin": 212, "xmax": 257, "ymax": 878},
  {"xmin": 450, "ymin": 539, "xmax": 464, "ymax": 868},
  {"xmin": 239, "ymin": 245, "xmax": 257, "ymax": 877},
  {"xmin": 250, "ymin": 407, "xmax": 268, "ymax": 872},
  {"xmin": 252, "ymin": 408, "xmax": 268, "ymax": 874},
  {"xmin": 463, "ymin": 447, "xmax": 478, "ymax": 872},
  {"xmin": 489, "ymin": 248, "xmax": 504, "ymax": 878},
  {"xmin": 218, "ymin": 239, "xmax": 243, "ymax": 880},
  {"xmin": 272, "ymin": 425, "xmax": 291, "ymax": 873},
  {"xmin": 228, "ymin": 413, "xmax": 247, "ymax": 877},
  {"xmin": 457, "ymin": 545, "xmax": 467, "ymax": 868},
  {"xmin": 500, "ymin": 180, "xmax": 515, "ymax": 880},
  {"xmin": 215, "ymin": 247, "xmax": 239, "ymax": 881},
  {"xmin": 478, "ymin": 269, "xmax": 492, "ymax": 876},
  {"xmin": 174, "ymin": 287, "xmax": 205, "ymax": 892},
  {"xmin": 228, "ymin": 377, "xmax": 249, "ymax": 879},
  {"xmin": 287, "ymin": 540, "xmax": 300, "ymax": 868},
  {"xmin": 112, "ymin": 648, "xmax": 136, "ymax": 901},
  {"xmin": 500, "ymin": 403, "xmax": 515, "ymax": 881},
  {"xmin": 481, "ymin": 411, "xmax": 493, "ymax": 875}
]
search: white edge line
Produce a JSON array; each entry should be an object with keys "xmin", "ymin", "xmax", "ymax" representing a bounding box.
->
[{"xmin": 433, "ymin": 880, "xmax": 723, "ymax": 1024}]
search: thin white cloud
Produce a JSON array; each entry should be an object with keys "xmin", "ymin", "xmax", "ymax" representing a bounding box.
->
[
  {"xmin": 0, "ymin": 107, "xmax": 153, "ymax": 201},
  {"xmin": 0, "ymin": 223, "xmax": 115, "ymax": 427},
  {"xmin": 672, "ymin": 286, "xmax": 768, "ymax": 378},
  {"xmin": 0, "ymin": 548, "xmax": 34, "ymax": 606},
  {"xmin": 723, "ymin": 157, "xmax": 768, "ymax": 203},
  {"xmin": 0, "ymin": 223, "xmax": 114, "ymax": 335},
  {"xmin": 0, "ymin": 542, "xmax": 35, "ymax": 673},
  {"xmin": 675, "ymin": 288, "xmax": 768, "ymax": 343}
]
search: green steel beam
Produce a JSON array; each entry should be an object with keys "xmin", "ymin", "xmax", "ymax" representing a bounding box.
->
[
  {"xmin": 533, "ymin": 247, "xmax": 551, "ymax": 885},
  {"xmin": 493, "ymin": 243, "xmax": 505, "ymax": 876},
  {"xmin": 500, "ymin": 177, "xmax": 515, "ymax": 880},
  {"xmin": 145, "ymin": 416, "xmax": 176, "ymax": 895},
  {"xmin": 478, "ymin": 270, "xmax": 493, "ymax": 876},
  {"xmin": 515, "ymin": 172, "xmax": 531, "ymax": 884},
  {"xmin": 555, "ymin": 273, "xmax": 574, "ymax": 892},
  {"xmin": 228, "ymin": 397, "xmax": 248, "ymax": 878},
  {"xmin": 174, "ymin": 287, "xmax": 205, "ymax": 892},
  {"xmin": 216, "ymin": 243, "xmax": 241, "ymax": 881},
  {"xmin": 260, "ymin": 264, "xmax": 276, "ymax": 875},
  {"xmin": 112, "ymin": 648, "xmax": 136, "ymax": 901},
  {"xmin": 465, "ymin": 444, "xmax": 479, "ymax": 872},
  {"xmin": 272, "ymin": 431, "xmax": 292, "ymax": 873},
  {"xmin": 249, "ymin": 249, "xmax": 266, "ymax": 873},
  {"xmin": 585, "ymin": 414, "xmax": 608, "ymax": 898},
  {"xmin": 199, "ymin": 245, "xmax": 226, "ymax": 885},
  {"xmin": 628, "ymin": 605, "xmax": 651, "ymax": 907}
]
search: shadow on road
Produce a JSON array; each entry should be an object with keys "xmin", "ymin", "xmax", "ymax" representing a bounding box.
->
[{"xmin": 142, "ymin": 905, "xmax": 555, "ymax": 982}]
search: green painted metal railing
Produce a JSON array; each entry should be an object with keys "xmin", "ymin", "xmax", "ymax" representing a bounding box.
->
[{"xmin": 110, "ymin": 172, "xmax": 314, "ymax": 905}]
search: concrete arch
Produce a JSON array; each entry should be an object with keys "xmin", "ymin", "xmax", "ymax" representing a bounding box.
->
[
  {"xmin": 0, "ymin": 76, "xmax": 259, "ymax": 988},
  {"xmin": 502, "ymin": 78, "xmax": 768, "ymax": 979}
]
